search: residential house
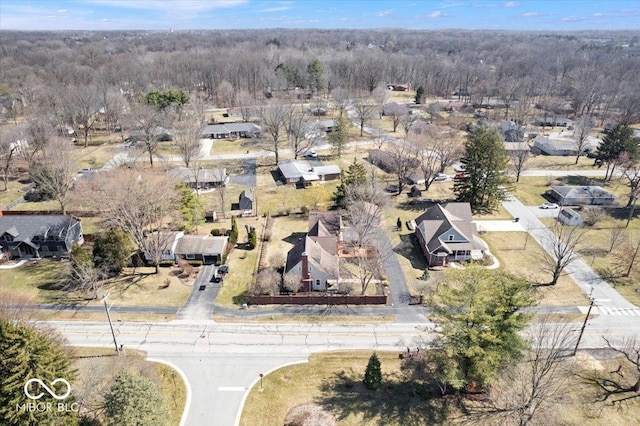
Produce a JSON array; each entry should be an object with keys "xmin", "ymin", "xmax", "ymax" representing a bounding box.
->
[
  {"xmin": 387, "ymin": 83, "xmax": 410, "ymax": 91},
  {"xmin": 239, "ymin": 189, "xmax": 254, "ymax": 212},
  {"xmin": 548, "ymin": 186, "xmax": 616, "ymax": 206},
  {"xmin": 285, "ymin": 211, "xmax": 351, "ymax": 292},
  {"xmin": 500, "ymin": 120, "xmax": 524, "ymax": 142},
  {"xmin": 382, "ymin": 102, "xmax": 410, "ymax": 117},
  {"xmin": 0, "ymin": 214, "xmax": 84, "ymax": 259},
  {"xmin": 144, "ymin": 231, "xmax": 184, "ymax": 263},
  {"xmin": 534, "ymin": 116, "xmax": 573, "ymax": 128},
  {"xmin": 413, "ymin": 203, "xmax": 487, "ymax": 267},
  {"xmin": 169, "ymin": 167, "xmax": 227, "ymax": 189},
  {"xmin": 278, "ymin": 159, "xmax": 341, "ymax": 185},
  {"xmin": 201, "ymin": 122, "xmax": 261, "ymax": 139},
  {"xmin": 174, "ymin": 235, "xmax": 228, "ymax": 265},
  {"xmin": 557, "ymin": 208, "xmax": 583, "ymax": 226},
  {"xmin": 532, "ymin": 136, "xmax": 596, "ymax": 156},
  {"xmin": 311, "ymin": 119, "xmax": 337, "ymax": 133}
]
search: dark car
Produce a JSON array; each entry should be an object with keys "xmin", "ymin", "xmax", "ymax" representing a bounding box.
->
[{"xmin": 218, "ymin": 265, "xmax": 229, "ymax": 275}]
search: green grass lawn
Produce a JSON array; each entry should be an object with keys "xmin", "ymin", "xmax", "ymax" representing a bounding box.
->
[{"xmin": 240, "ymin": 350, "xmax": 640, "ymax": 426}]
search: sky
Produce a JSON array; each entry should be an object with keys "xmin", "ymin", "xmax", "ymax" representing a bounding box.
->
[{"xmin": 1, "ymin": 0, "xmax": 639, "ymax": 31}]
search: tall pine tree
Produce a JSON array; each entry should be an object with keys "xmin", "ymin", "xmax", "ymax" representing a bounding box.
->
[
  {"xmin": 0, "ymin": 318, "xmax": 77, "ymax": 425},
  {"xmin": 363, "ymin": 352, "xmax": 382, "ymax": 390},
  {"xmin": 454, "ymin": 127, "xmax": 511, "ymax": 214}
]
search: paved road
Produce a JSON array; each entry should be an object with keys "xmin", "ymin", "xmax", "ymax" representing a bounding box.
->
[
  {"xmin": 502, "ymin": 196, "xmax": 640, "ymax": 316},
  {"xmin": 177, "ymin": 265, "xmax": 220, "ymax": 321}
]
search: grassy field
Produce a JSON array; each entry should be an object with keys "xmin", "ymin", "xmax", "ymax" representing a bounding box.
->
[
  {"xmin": 240, "ymin": 350, "xmax": 640, "ymax": 426},
  {"xmin": 72, "ymin": 347, "xmax": 186, "ymax": 425},
  {"xmin": 0, "ymin": 260, "xmax": 191, "ymax": 307},
  {"xmin": 482, "ymin": 232, "xmax": 588, "ymax": 306}
]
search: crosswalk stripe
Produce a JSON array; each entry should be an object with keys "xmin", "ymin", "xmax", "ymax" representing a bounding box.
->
[{"xmin": 597, "ymin": 306, "xmax": 640, "ymax": 316}]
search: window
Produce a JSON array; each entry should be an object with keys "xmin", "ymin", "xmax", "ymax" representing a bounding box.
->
[
  {"xmin": 316, "ymin": 280, "xmax": 320, "ymax": 286},
  {"xmin": 185, "ymin": 254, "xmax": 195, "ymax": 260},
  {"xmin": 448, "ymin": 235, "xmax": 454, "ymax": 241}
]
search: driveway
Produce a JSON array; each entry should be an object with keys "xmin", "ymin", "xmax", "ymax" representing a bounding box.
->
[
  {"xmin": 177, "ymin": 265, "xmax": 220, "ymax": 321},
  {"xmin": 502, "ymin": 197, "xmax": 640, "ymax": 316},
  {"xmin": 228, "ymin": 158, "xmax": 257, "ymax": 187}
]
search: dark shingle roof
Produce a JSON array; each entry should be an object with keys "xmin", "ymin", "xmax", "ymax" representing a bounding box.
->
[{"xmin": 0, "ymin": 215, "xmax": 81, "ymax": 246}]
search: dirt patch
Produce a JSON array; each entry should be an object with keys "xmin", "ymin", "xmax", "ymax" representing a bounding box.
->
[{"xmin": 284, "ymin": 403, "xmax": 336, "ymax": 426}]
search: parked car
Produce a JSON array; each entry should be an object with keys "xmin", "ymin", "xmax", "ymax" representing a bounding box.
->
[
  {"xmin": 453, "ymin": 173, "xmax": 469, "ymax": 179},
  {"xmin": 218, "ymin": 265, "xmax": 229, "ymax": 275},
  {"xmin": 540, "ymin": 202, "xmax": 559, "ymax": 209},
  {"xmin": 304, "ymin": 150, "xmax": 318, "ymax": 158},
  {"xmin": 434, "ymin": 173, "xmax": 448, "ymax": 181}
]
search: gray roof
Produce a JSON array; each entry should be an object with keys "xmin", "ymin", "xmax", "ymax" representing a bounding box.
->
[
  {"xmin": 278, "ymin": 159, "xmax": 319, "ymax": 181},
  {"xmin": 169, "ymin": 167, "xmax": 226, "ymax": 184},
  {"xmin": 0, "ymin": 215, "xmax": 82, "ymax": 247},
  {"xmin": 240, "ymin": 189, "xmax": 254, "ymax": 202},
  {"xmin": 414, "ymin": 203, "xmax": 486, "ymax": 255},
  {"xmin": 201, "ymin": 122, "xmax": 261, "ymax": 136},
  {"xmin": 313, "ymin": 165, "xmax": 341, "ymax": 175},
  {"xmin": 174, "ymin": 235, "xmax": 228, "ymax": 255},
  {"xmin": 550, "ymin": 185, "xmax": 616, "ymax": 200}
]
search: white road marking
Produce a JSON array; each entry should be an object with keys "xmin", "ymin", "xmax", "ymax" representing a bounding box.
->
[{"xmin": 218, "ymin": 387, "xmax": 246, "ymax": 392}]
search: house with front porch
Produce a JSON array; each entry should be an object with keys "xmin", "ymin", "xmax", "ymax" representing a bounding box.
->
[
  {"xmin": 413, "ymin": 203, "xmax": 487, "ymax": 267},
  {"xmin": 0, "ymin": 214, "xmax": 84, "ymax": 259}
]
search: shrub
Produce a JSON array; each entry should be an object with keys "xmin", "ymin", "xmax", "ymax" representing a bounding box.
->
[
  {"xmin": 158, "ymin": 260, "xmax": 175, "ymax": 267},
  {"xmin": 187, "ymin": 260, "xmax": 203, "ymax": 267},
  {"xmin": 363, "ymin": 353, "xmax": 382, "ymax": 390},
  {"xmin": 211, "ymin": 228, "xmax": 221, "ymax": 236}
]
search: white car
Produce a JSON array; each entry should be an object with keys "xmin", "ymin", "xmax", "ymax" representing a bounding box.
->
[
  {"xmin": 304, "ymin": 150, "xmax": 318, "ymax": 158},
  {"xmin": 434, "ymin": 173, "xmax": 447, "ymax": 181},
  {"xmin": 540, "ymin": 202, "xmax": 559, "ymax": 209}
]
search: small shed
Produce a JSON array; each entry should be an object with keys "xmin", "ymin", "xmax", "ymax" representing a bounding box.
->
[
  {"xmin": 557, "ymin": 208, "xmax": 583, "ymax": 226},
  {"xmin": 239, "ymin": 189, "xmax": 254, "ymax": 212},
  {"xmin": 409, "ymin": 185, "xmax": 422, "ymax": 198}
]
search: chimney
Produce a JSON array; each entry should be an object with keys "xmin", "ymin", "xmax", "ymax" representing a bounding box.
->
[{"xmin": 301, "ymin": 251, "xmax": 313, "ymax": 292}]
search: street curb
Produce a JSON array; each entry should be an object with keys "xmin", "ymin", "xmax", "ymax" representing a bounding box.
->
[
  {"xmin": 233, "ymin": 358, "xmax": 309, "ymax": 426},
  {"xmin": 148, "ymin": 357, "xmax": 192, "ymax": 426}
]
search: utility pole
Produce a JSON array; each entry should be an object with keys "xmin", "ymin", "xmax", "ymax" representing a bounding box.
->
[
  {"xmin": 103, "ymin": 293, "xmax": 120, "ymax": 356},
  {"xmin": 572, "ymin": 287, "xmax": 594, "ymax": 356}
]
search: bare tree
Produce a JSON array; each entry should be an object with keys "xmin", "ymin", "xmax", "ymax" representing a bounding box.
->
[
  {"xmin": 29, "ymin": 137, "xmax": 77, "ymax": 214},
  {"xmin": 623, "ymin": 233, "xmax": 640, "ymax": 277},
  {"xmin": 0, "ymin": 126, "xmax": 21, "ymax": 191},
  {"xmin": 283, "ymin": 272, "xmax": 302, "ymax": 293},
  {"xmin": 388, "ymin": 139, "xmax": 418, "ymax": 195},
  {"xmin": 409, "ymin": 125, "xmax": 463, "ymax": 190},
  {"xmin": 285, "ymin": 110, "xmax": 313, "ymax": 159},
  {"xmin": 509, "ymin": 146, "xmax": 531, "ymax": 183},
  {"xmin": 608, "ymin": 221, "xmax": 626, "ymax": 254},
  {"xmin": 173, "ymin": 115, "xmax": 204, "ymax": 168},
  {"xmin": 259, "ymin": 102, "xmax": 289, "ymax": 165},
  {"xmin": 589, "ymin": 336, "xmax": 640, "ymax": 404},
  {"xmin": 64, "ymin": 85, "xmax": 99, "ymax": 148},
  {"xmin": 235, "ymin": 90, "xmax": 254, "ymax": 122},
  {"xmin": 127, "ymin": 103, "xmax": 167, "ymax": 167},
  {"xmin": 400, "ymin": 113, "xmax": 417, "ymax": 137},
  {"xmin": 251, "ymin": 268, "xmax": 280, "ymax": 296},
  {"xmin": 384, "ymin": 103, "xmax": 408, "ymax": 133},
  {"xmin": 540, "ymin": 224, "xmax": 588, "ymax": 286},
  {"xmin": 78, "ymin": 169, "xmax": 180, "ymax": 274},
  {"xmin": 572, "ymin": 115, "xmax": 593, "ymax": 165},
  {"xmin": 331, "ymin": 87, "xmax": 350, "ymax": 118},
  {"xmin": 619, "ymin": 153, "xmax": 640, "ymax": 208},
  {"xmin": 469, "ymin": 318, "xmax": 576, "ymax": 426},
  {"xmin": 351, "ymin": 96, "xmax": 377, "ymax": 137}
]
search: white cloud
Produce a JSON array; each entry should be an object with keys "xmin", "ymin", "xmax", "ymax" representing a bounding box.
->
[
  {"xmin": 428, "ymin": 11, "xmax": 443, "ymax": 18},
  {"xmin": 262, "ymin": 7, "xmax": 290, "ymax": 12},
  {"xmin": 504, "ymin": 1, "xmax": 517, "ymax": 7},
  {"xmin": 84, "ymin": 0, "xmax": 248, "ymax": 13},
  {"xmin": 523, "ymin": 12, "xmax": 541, "ymax": 17},
  {"xmin": 57, "ymin": 9, "xmax": 68, "ymax": 13}
]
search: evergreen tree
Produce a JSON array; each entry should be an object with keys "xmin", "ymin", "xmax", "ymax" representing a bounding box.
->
[
  {"xmin": 454, "ymin": 127, "xmax": 512, "ymax": 214},
  {"xmin": 415, "ymin": 86, "xmax": 425, "ymax": 104},
  {"xmin": 431, "ymin": 266, "xmax": 536, "ymax": 391},
  {"xmin": 229, "ymin": 216, "xmax": 239, "ymax": 245},
  {"xmin": 306, "ymin": 59, "xmax": 326, "ymax": 94},
  {"xmin": 248, "ymin": 227, "xmax": 257, "ymax": 250},
  {"xmin": 397, "ymin": 217, "xmax": 402, "ymax": 230},
  {"xmin": 363, "ymin": 352, "xmax": 382, "ymax": 390},
  {"xmin": 328, "ymin": 115, "xmax": 349, "ymax": 158},
  {"xmin": 332, "ymin": 158, "xmax": 368, "ymax": 208},
  {"xmin": 596, "ymin": 123, "xmax": 639, "ymax": 180},
  {"xmin": 0, "ymin": 318, "xmax": 78, "ymax": 426},
  {"xmin": 104, "ymin": 370, "xmax": 168, "ymax": 426},
  {"xmin": 178, "ymin": 183, "xmax": 205, "ymax": 232},
  {"xmin": 92, "ymin": 228, "xmax": 135, "ymax": 275}
]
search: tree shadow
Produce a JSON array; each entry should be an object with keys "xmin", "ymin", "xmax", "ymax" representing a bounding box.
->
[
  {"xmin": 283, "ymin": 232, "xmax": 307, "ymax": 245},
  {"xmin": 314, "ymin": 370, "xmax": 461, "ymax": 426},
  {"xmin": 557, "ymin": 175, "xmax": 607, "ymax": 187},
  {"xmin": 394, "ymin": 234, "xmax": 427, "ymax": 270}
]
